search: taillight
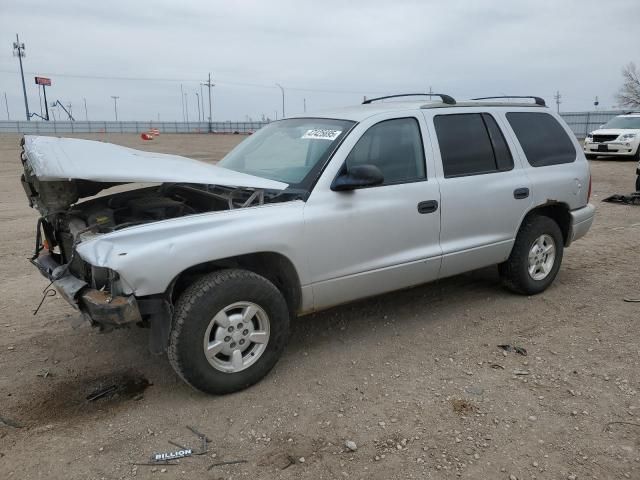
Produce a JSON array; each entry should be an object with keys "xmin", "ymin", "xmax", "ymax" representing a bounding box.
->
[{"xmin": 587, "ymin": 174, "xmax": 592, "ymax": 202}]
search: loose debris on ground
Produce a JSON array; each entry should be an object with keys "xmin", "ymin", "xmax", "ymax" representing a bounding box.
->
[
  {"xmin": 497, "ymin": 344, "xmax": 528, "ymax": 356},
  {"xmin": 602, "ymin": 192, "xmax": 640, "ymax": 205}
]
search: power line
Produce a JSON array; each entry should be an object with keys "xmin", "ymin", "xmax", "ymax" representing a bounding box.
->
[{"xmin": 0, "ymin": 68, "xmax": 391, "ymax": 95}]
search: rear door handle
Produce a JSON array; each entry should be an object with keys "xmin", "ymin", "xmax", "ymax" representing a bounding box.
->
[
  {"xmin": 514, "ymin": 188, "xmax": 530, "ymax": 199},
  {"xmin": 417, "ymin": 200, "xmax": 438, "ymax": 214}
]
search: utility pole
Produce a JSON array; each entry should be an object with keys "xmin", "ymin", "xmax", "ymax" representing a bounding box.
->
[
  {"xmin": 83, "ymin": 97, "xmax": 88, "ymax": 120},
  {"xmin": 111, "ymin": 96, "xmax": 119, "ymax": 121},
  {"xmin": 201, "ymin": 73, "xmax": 215, "ymax": 131},
  {"xmin": 554, "ymin": 90, "xmax": 561, "ymax": 113},
  {"xmin": 303, "ymin": 98, "xmax": 306, "ymax": 113},
  {"xmin": 184, "ymin": 92, "xmax": 189, "ymax": 123},
  {"xmin": 12, "ymin": 34, "xmax": 30, "ymax": 121},
  {"xmin": 3, "ymin": 92, "xmax": 9, "ymax": 120},
  {"xmin": 276, "ymin": 83, "xmax": 285, "ymax": 118},
  {"xmin": 195, "ymin": 92, "xmax": 201, "ymax": 122}
]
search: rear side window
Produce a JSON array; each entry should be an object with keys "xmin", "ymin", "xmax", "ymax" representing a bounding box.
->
[
  {"xmin": 506, "ymin": 112, "xmax": 576, "ymax": 167},
  {"xmin": 434, "ymin": 113, "xmax": 514, "ymax": 178}
]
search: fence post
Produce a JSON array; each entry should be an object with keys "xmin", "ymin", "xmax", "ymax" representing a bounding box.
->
[{"xmin": 585, "ymin": 112, "xmax": 590, "ymax": 137}]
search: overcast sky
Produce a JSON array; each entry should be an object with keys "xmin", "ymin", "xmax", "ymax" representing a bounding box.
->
[{"xmin": 1, "ymin": 0, "xmax": 638, "ymax": 122}]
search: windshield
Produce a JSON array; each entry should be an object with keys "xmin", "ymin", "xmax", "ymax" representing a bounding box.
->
[
  {"xmin": 219, "ymin": 118, "xmax": 354, "ymax": 188},
  {"xmin": 602, "ymin": 116, "xmax": 640, "ymax": 129}
]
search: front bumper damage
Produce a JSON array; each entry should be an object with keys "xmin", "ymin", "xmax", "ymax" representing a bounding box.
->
[{"xmin": 31, "ymin": 253, "xmax": 142, "ymax": 327}]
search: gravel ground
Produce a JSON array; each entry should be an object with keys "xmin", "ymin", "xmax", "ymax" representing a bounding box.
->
[{"xmin": 0, "ymin": 133, "xmax": 639, "ymax": 480}]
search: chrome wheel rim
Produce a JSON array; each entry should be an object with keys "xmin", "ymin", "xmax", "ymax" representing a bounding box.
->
[
  {"xmin": 203, "ymin": 301, "xmax": 270, "ymax": 373},
  {"xmin": 528, "ymin": 234, "xmax": 556, "ymax": 281}
]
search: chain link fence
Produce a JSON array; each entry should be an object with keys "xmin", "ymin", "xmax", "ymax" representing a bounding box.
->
[
  {"xmin": 0, "ymin": 121, "xmax": 268, "ymax": 135},
  {"xmin": 0, "ymin": 112, "xmax": 635, "ymax": 138},
  {"xmin": 559, "ymin": 111, "xmax": 631, "ymax": 138}
]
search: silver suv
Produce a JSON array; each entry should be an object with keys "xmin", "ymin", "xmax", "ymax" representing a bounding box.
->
[{"xmin": 20, "ymin": 94, "xmax": 595, "ymax": 394}]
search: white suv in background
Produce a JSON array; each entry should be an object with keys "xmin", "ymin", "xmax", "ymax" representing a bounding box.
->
[{"xmin": 584, "ymin": 113, "xmax": 640, "ymax": 161}]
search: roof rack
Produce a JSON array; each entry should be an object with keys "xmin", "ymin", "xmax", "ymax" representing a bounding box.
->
[
  {"xmin": 363, "ymin": 93, "xmax": 456, "ymax": 105},
  {"xmin": 470, "ymin": 96, "xmax": 546, "ymax": 107}
]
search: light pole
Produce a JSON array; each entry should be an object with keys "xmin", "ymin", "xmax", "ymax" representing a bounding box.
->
[
  {"xmin": 195, "ymin": 92, "xmax": 201, "ymax": 122},
  {"xmin": 3, "ymin": 92, "xmax": 9, "ymax": 120},
  {"xmin": 83, "ymin": 97, "xmax": 88, "ymax": 121},
  {"xmin": 12, "ymin": 34, "xmax": 30, "ymax": 121},
  {"xmin": 199, "ymin": 84, "xmax": 205, "ymax": 121},
  {"xmin": 276, "ymin": 83, "xmax": 285, "ymax": 118},
  {"xmin": 180, "ymin": 84, "xmax": 185, "ymax": 121},
  {"xmin": 111, "ymin": 96, "xmax": 119, "ymax": 121},
  {"xmin": 184, "ymin": 93, "xmax": 189, "ymax": 123}
]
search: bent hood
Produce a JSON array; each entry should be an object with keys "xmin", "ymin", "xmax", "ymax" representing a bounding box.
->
[{"xmin": 22, "ymin": 135, "xmax": 287, "ymax": 190}]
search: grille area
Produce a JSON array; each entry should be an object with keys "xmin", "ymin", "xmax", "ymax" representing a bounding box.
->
[{"xmin": 592, "ymin": 134, "xmax": 619, "ymax": 143}]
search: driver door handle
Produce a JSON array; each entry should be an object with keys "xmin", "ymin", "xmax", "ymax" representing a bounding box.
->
[{"xmin": 417, "ymin": 200, "xmax": 438, "ymax": 214}]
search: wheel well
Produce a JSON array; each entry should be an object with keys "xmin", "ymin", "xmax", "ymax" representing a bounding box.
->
[
  {"xmin": 524, "ymin": 203, "xmax": 571, "ymax": 245},
  {"xmin": 169, "ymin": 252, "xmax": 302, "ymax": 315}
]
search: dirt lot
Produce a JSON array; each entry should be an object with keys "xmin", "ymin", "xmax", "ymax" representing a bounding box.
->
[{"xmin": 0, "ymin": 133, "xmax": 639, "ymax": 480}]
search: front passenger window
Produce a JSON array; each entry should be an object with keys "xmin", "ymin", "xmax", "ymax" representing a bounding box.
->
[{"xmin": 345, "ymin": 118, "xmax": 426, "ymax": 185}]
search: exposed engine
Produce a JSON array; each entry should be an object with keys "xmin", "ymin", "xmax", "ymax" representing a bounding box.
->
[{"xmin": 35, "ymin": 183, "xmax": 281, "ymax": 283}]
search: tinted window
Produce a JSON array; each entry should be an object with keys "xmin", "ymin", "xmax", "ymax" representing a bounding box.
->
[
  {"xmin": 484, "ymin": 114, "xmax": 514, "ymax": 171},
  {"xmin": 434, "ymin": 113, "xmax": 513, "ymax": 178},
  {"xmin": 507, "ymin": 112, "xmax": 576, "ymax": 167},
  {"xmin": 345, "ymin": 118, "xmax": 426, "ymax": 184}
]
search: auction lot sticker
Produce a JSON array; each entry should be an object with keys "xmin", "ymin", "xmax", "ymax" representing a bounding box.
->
[{"xmin": 302, "ymin": 129, "xmax": 342, "ymax": 141}]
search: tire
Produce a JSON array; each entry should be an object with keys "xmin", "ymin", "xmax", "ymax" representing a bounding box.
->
[
  {"xmin": 635, "ymin": 175, "xmax": 640, "ymax": 192},
  {"xmin": 585, "ymin": 154, "xmax": 597, "ymax": 160},
  {"xmin": 168, "ymin": 269, "xmax": 290, "ymax": 395},
  {"xmin": 499, "ymin": 215, "xmax": 564, "ymax": 295}
]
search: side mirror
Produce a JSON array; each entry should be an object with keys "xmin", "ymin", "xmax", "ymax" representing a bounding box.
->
[{"xmin": 331, "ymin": 164, "xmax": 384, "ymax": 191}]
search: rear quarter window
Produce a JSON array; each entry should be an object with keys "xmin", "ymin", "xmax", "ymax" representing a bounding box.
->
[{"xmin": 506, "ymin": 112, "xmax": 576, "ymax": 167}]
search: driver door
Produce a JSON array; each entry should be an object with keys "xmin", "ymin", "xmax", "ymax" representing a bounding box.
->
[{"xmin": 303, "ymin": 114, "xmax": 442, "ymax": 311}]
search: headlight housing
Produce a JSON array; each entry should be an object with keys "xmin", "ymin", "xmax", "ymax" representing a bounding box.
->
[
  {"xmin": 619, "ymin": 133, "xmax": 637, "ymax": 140},
  {"xmin": 586, "ymin": 133, "xmax": 593, "ymax": 140}
]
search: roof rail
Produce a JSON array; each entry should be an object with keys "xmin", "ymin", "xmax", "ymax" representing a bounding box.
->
[
  {"xmin": 363, "ymin": 93, "xmax": 456, "ymax": 105},
  {"xmin": 623, "ymin": 110, "xmax": 640, "ymax": 115},
  {"xmin": 470, "ymin": 95, "xmax": 546, "ymax": 107}
]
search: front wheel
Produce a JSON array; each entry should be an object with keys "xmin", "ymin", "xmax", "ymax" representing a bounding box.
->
[
  {"xmin": 635, "ymin": 175, "xmax": 640, "ymax": 192},
  {"xmin": 499, "ymin": 215, "xmax": 564, "ymax": 295},
  {"xmin": 168, "ymin": 269, "xmax": 290, "ymax": 395},
  {"xmin": 585, "ymin": 154, "xmax": 597, "ymax": 160}
]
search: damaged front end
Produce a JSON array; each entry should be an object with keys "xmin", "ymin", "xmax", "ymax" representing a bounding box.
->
[{"xmin": 20, "ymin": 135, "xmax": 290, "ymax": 351}]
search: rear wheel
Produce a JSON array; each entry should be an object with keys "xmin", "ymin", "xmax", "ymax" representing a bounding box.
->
[
  {"xmin": 168, "ymin": 269, "xmax": 290, "ymax": 395},
  {"xmin": 635, "ymin": 175, "xmax": 640, "ymax": 192},
  {"xmin": 499, "ymin": 215, "xmax": 564, "ymax": 295},
  {"xmin": 585, "ymin": 153, "xmax": 597, "ymax": 160}
]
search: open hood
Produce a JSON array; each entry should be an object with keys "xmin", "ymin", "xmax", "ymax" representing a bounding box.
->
[{"xmin": 22, "ymin": 135, "xmax": 288, "ymax": 190}]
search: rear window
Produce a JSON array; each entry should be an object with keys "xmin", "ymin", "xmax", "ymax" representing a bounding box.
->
[{"xmin": 506, "ymin": 112, "xmax": 576, "ymax": 167}]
